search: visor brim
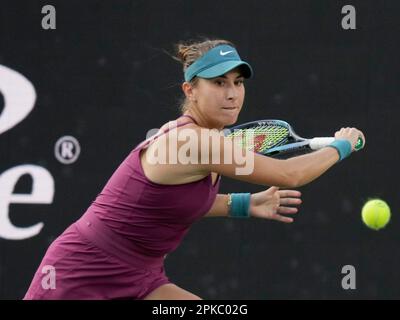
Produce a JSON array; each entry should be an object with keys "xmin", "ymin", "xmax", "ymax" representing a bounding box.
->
[{"xmin": 196, "ymin": 61, "xmax": 253, "ymax": 79}]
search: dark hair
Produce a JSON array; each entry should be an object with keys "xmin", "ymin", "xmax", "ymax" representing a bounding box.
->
[{"xmin": 173, "ymin": 38, "xmax": 235, "ymax": 113}]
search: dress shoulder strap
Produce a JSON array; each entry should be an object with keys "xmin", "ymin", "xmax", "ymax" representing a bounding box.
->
[{"xmin": 134, "ymin": 115, "xmax": 198, "ymax": 151}]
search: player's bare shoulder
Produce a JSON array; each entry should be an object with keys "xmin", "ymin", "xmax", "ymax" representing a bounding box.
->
[
  {"xmin": 143, "ymin": 119, "xmax": 203, "ymax": 166},
  {"xmin": 140, "ymin": 120, "xmax": 210, "ymax": 184}
]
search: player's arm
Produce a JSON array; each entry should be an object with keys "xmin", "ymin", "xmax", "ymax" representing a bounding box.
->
[
  {"xmin": 192, "ymin": 128, "xmax": 340, "ymax": 188},
  {"xmin": 204, "ymin": 194, "xmax": 230, "ymax": 217}
]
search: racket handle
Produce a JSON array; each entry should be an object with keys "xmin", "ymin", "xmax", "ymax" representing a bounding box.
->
[
  {"xmin": 310, "ymin": 137, "xmax": 364, "ymax": 151},
  {"xmin": 309, "ymin": 137, "xmax": 335, "ymax": 150}
]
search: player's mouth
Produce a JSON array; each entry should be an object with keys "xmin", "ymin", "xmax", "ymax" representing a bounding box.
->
[{"xmin": 222, "ymin": 106, "xmax": 238, "ymax": 110}]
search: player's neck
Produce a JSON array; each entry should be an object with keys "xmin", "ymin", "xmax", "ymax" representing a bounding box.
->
[{"xmin": 183, "ymin": 112, "xmax": 224, "ymax": 131}]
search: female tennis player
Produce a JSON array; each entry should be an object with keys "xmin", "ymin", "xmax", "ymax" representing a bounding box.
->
[{"xmin": 24, "ymin": 38, "xmax": 365, "ymax": 300}]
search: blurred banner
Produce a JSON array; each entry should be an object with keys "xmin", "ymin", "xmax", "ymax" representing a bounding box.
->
[{"xmin": 0, "ymin": 0, "xmax": 399, "ymax": 299}]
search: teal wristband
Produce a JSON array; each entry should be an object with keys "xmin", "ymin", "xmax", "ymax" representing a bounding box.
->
[
  {"xmin": 228, "ymin": 193, "xmax": 251, "ymax": 218},
  {"xmin": 327, "ymin": 139, "xmax": 352, "ymax": 161}
]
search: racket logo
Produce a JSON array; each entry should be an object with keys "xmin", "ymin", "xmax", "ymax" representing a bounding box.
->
[{"xmin": 254, "ymin": 134, "xmax": 267, "ymax": 152}]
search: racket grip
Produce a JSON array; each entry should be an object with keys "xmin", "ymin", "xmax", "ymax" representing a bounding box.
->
[
  {"xmin": 309, "ymin": 137, "xmax": 335, "ymax": 150},
  {"xmin": 310, "ymin": 137, "xmax": 364, "ymax": 151}
]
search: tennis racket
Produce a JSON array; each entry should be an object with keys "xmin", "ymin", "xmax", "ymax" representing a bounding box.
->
[{"xmin": 224, "ymin": 119, "xmax": 364, "ymax": 158}]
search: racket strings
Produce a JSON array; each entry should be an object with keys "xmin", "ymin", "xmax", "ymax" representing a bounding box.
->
[{"xmin": 227, "ymin": 125, "xmax": 289, "ymax": 153}]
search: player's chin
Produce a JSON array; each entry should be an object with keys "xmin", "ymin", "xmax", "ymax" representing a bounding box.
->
[{"xmin": 220, "ymin": 109, "xmax": 240, "ymax": 126}]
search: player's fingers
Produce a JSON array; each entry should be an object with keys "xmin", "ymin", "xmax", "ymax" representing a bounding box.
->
[
  {"xmin": 273, "ymin": 214, "xmax": 294, "ymax": 223},
  {"xmin": 277, "ymin": 206, "xmax": 298, "ymax": 214},
  {"xmin": 279, "ymin": 198, "xmax": 302, "ymax": 206},
  {"xmin": 278, "ymin": 190, "xmax": 302, "ymax": 198}
]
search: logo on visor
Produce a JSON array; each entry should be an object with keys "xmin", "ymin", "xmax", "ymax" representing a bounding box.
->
[{"xmin": 220, "ymin": 50, "xmax": 234, "ymax": 56}]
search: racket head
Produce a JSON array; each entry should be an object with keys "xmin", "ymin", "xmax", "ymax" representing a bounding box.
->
[{"xmin": 224, "ymin": 119, "xmax": 308, "ymax": 157}]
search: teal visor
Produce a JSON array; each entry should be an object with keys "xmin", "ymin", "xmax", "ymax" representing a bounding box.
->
[{"xmin": 184, "ymin": 45, "xmax": 253, "ymax": 82}]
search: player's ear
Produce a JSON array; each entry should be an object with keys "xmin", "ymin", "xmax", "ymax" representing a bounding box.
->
[{"xmin": 182, "ymin": 82, "xmax": 196, "ymax": 102}]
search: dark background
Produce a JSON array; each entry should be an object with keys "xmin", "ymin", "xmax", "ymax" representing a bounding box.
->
[{"xmin": 0, "ymin": 0, "xmax": 399, "ymax": 299}]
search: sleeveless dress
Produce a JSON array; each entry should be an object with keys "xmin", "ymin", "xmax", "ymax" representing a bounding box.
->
[{"xmin": 24, "ymin": 115, "xmax": 221, "ymax": 299}]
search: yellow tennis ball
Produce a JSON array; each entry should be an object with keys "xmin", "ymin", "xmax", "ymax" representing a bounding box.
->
[{"xmin": 361, "ymin": 199, "xmax": 391, "ymax": 230}]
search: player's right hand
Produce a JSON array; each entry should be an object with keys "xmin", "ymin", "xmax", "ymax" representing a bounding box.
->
[{"xmin": 334, "ymin": 127, "xmax": 366, "ymax": 151}]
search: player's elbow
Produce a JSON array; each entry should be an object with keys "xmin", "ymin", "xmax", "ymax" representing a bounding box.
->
[
  {"xmin": 282, "ymin": 174, "xmax": 302, "ymax": 188},
  {"xmin": 282, "ymin": 161, "xmax": 304, "ymax": 188},
  {"xmin": 288, "ymin": 175, "xmax": 303, "ymax": 188}
]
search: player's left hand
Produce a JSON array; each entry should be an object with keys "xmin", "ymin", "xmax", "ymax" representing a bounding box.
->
[{"xmin": 249, "ymin": 186, "xmax": 302, "ymax": 223}]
